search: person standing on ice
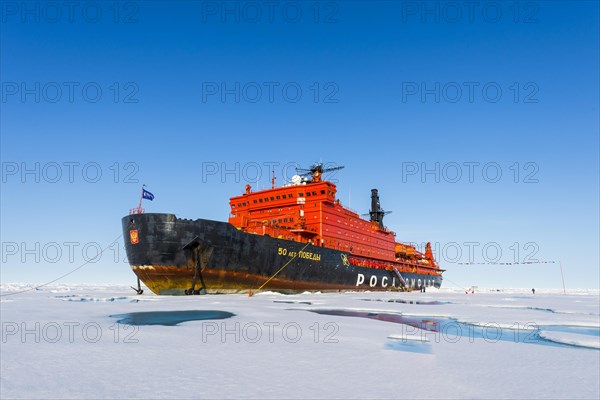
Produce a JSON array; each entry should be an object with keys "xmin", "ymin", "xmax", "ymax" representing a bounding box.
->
[{"xmin": 532, "ymin": 288, "xmax": 535, "ymax": 294}]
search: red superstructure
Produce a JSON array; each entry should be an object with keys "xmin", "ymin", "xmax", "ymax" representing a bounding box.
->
[{"xmin": 228, "ymin": 164, "xmax": 442, "ymax": 279}]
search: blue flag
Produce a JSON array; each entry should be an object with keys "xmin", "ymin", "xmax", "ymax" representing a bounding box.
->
[{"xmin": 142, "ymin": 189, "xmax": 155, "ymax": 201}]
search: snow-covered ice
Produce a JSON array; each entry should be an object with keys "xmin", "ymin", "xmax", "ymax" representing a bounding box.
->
[
  {"xmin": 538, "ymin": 330, "xmax": 600, "ymax": 350},
  {"xmin": 1, "ymin": 285, "xmax": 599, "ymax": 399}
]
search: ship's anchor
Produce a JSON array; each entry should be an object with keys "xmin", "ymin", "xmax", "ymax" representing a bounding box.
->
[
  {"xmin": 130, "ymin": 277, "xmax": 144, "ymax": 295},
  {"xmin": 183, "ymin": 237, "xmax": 213, "ymax": 295}
]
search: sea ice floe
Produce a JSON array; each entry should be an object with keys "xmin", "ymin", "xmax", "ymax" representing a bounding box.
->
[
  {"xmin": 361, "ymin": 298, "xmax": 451, "ymax": 305},
  {"xmin": 306, "ymin": 308, "xmax": 600, "ymax": 350},
  {"xmin": 55, "ymin": 295, "xmax": 142, "ymax": 303},
  {"xmin": 538, "ymin": 330, "xmax": 600, "ymax": 350},
  {"xmin": 386, "ymin": 333, "xmax": 433, "ymax": 353}
]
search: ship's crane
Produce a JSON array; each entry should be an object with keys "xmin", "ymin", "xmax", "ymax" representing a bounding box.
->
[{"xmin": 296, "ymin": 162, "xmax": 345, "ymax": 183}]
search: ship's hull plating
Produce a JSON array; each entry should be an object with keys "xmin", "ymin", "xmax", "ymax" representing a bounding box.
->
[{"xmin": 122, "ymin": 213, "xmax": 442, "ymax": 295}]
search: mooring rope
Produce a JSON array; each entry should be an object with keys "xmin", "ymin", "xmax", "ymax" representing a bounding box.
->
[
  {"xmin": 250, "ymin": 241, "xmax": 312, "ymax": 296},
  {"xmin": 0, "ymin": 234, "xmax": 123, "ymax": 297}
]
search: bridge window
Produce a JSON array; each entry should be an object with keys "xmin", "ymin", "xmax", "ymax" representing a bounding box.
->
[
  {"xmin": 259, "ymin": 199, "xmax": 263, "ymax": 203},
  {"xmin": 306, "ymin": 192, "xmax": 311, "ymax": 197},
  {"xmin": 276, "ymin": 196, "xmax": 281, "ymax": 200},
  {"xmin": 270, "ymin": 197, "xmax": 274, "ymax": 201},
  {"xmin": 299, "ymin": 193, "xmax": 304, "ymax": 197},
  {"xmin": 321, "ymin": 190, "xmax": 325, "ymax": 194}
]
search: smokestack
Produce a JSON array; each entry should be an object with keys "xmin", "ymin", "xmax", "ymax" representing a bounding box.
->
[{"xmin": 370, "ymin": 189, "xmax": 384, "ymax": 225}]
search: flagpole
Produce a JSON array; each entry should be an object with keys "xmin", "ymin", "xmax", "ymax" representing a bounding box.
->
[{"xmin": 137, "ymin": 185, "xmax": 144, "ymax": 214}]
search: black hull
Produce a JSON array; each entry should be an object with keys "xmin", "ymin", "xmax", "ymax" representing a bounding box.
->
[{"xmin": 122, "ymin": 213, "xmax": 442, "ymax": 295}]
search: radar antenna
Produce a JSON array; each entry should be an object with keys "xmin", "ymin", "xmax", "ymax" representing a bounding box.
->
[{"xmin": 295, "ymin": 162, "xmax": 344, "ymax": 183}]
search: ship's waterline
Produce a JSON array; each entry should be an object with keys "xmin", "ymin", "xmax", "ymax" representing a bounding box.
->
[{"xmin": 130, "ymin": 262, "xmax": 440, "ymax": 295}]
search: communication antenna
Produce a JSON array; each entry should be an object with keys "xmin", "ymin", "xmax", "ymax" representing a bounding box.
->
[
  {"xmin": 559, "ymin": 261, "xmax": 566, "ymax": 295},
  {"xmin": 348, "ymin": 185, "xmax": 351, "ymax": 208}
]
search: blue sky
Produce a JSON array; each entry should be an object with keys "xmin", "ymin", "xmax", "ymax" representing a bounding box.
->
[{"xmin": 1, "ymin": 1, "xmax": 598, "ymax": 289}]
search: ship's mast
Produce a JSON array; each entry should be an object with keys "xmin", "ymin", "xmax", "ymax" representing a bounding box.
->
[
  {"xmin": 271, "ymin": 167, "xmax": 276, "ymax": 189},
  {"xmin": 295, "ymin": 162, "xmax": 344, "ymax": 184}
]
